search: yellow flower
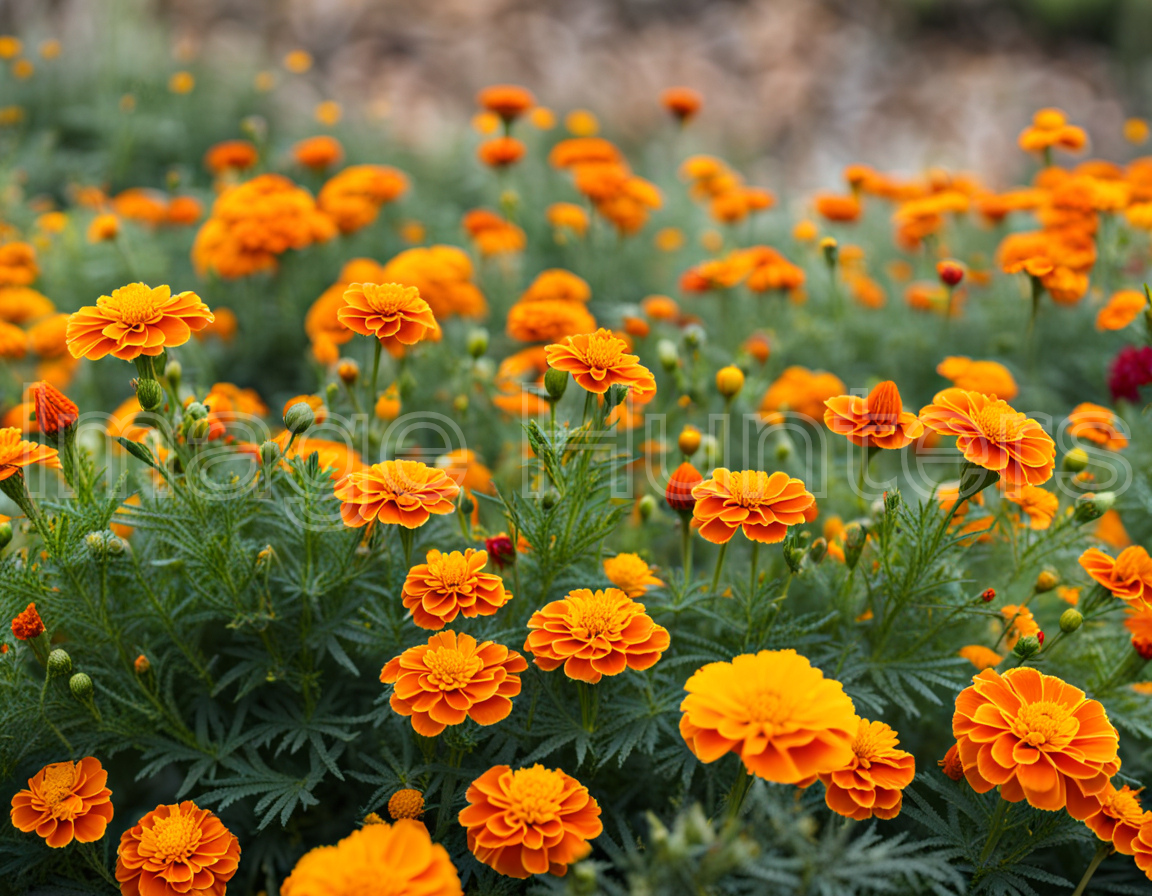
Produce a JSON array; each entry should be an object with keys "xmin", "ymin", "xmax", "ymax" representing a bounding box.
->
[{"xmin": 603, "ymin": 553, "xmax": 664, "ymax": 597}]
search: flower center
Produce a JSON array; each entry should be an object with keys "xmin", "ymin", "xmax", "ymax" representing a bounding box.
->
[
  {"xmin": 433, "ymin": 554, "xmax": 471, "ymax": 589},
  {"xmin": 143, "ymin": 812, "xmax": 200, "ymax": 864},
  {"xmin": 743, "ymin": 689, "xmax": 791, "ymax": 730},
  {"xmin": 580, "ymin": 335, "xmax": 624, "ymax": 371},
  {"xmin": 726, "ymin": 471, "xmax": 767, "ymax": 507},
  {"xmin": 39, "ymin": 762, "xmax": 77, "ymax": 808},
  {"xmin": 568, "ymin": 591, "xmax": 626, "ymax": 638},
  {"xmin": 108, "ymin": 283, "xmax": 161, "ymax": 326},
  {"xmin": 1012, "ymin": 701, "xmax": 1074, "ymax": 747},
  {"xmin": 1104, "ymin": 787, "xmax": 1145, "ymax": 824},
  {"xmin": 364, "ymin": 283, "xmax": 416, "ymax": 315},
  {"xmin": 1115, "ymin": 547, "xmax": 1151, "ymax": 581},
  {"xmin": 423, "ymin": 647, "xmax": 481, "ymax": 690},
  {"xmin": 972, "ymin": 403, "xmax": 1026, "ymax": 444},
  {"xmin": 865, "ymin": 381, "xmax": 902, "ymax": 423},
  {"xmin": 850, "ymin": 720, "xmax": 896, "ymax": 764},
  {"xmin": 505, "ymin": 766, "xmax": 565, "ymax": 825}
]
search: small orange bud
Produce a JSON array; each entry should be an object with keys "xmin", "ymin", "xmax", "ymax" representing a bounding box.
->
[
  {"xmin": 677, "ymin": 426, "xmax": 702, "ymax": 456},
  {"xmin": 337, "ymin": 359, "xmax": 360, "ymax": 385},
  {"xmin": 937, "ymin": 259, "xmax": 965, "ymax": 287},
  {"xmin": 134, "ymin": 654, "xmax": 150, "ymax": 674},
  {"xmin": 665, "ymin": 462, "xmax": 703, "ymax": 513},
  {"xmin": 715, "ymin": 365, "xmax": 745, "ymax": 399}
]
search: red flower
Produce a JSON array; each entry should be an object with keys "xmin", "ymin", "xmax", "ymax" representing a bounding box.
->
[{"xmin": 11, "ymin": 603, "xmax": 44, "ymax": 640}]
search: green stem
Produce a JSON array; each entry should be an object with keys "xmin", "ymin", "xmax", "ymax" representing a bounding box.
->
[
  {"xmin": 1070, "ymin": 843, "xmax": 1111, "ymax": 896},
  {"xmin": 710, "ymin": 541, "xmax": 730, "ymax": 595},
  {"xmin": 725, "ymin": 767, "xmax": 752, "ymax": 820},
  {"xmin": 368, "ymin": 339, "xmax": 383, "ymax": 408},
  {"xmin": 680, "ymin": 511, "xmax": 693, "ymax": 588},
  {"xmin": 976, "ymin": 798, "xmax": 1011, "ymax": 872},
  {"xmin": 749, "ymin": 542, "xmax": 759, "ymax": 602}
]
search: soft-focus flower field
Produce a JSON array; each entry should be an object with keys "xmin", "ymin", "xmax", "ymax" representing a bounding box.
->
[{"xmin": 3, "ymin": 18, "xmax": 1152, "ymax": 896}]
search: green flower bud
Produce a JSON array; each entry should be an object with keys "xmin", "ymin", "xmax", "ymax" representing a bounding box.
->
[
  {"xmin": 0, "ymin": 519, "xmax": 12, "ymax": 551},
  {"xmin": 1034, "ymin": 569, "xmax": 1059, "ymax": 593},
  {"xmin": 69, "ymin": 671, "xmax": 93, "ymax": 700},
  {"xmin": 1062, "ymin": 447, "xmax": 1089, "ymax": 472},
  {"xmin": 958, "ymin": 462, "xmax": 999, "ymax": 499},
  {"xmin": 656, "ymin": 339, "xmax": 679, "ymax": 372},
  {"xmin": 184, "ymin": 400, "xmax": 208, "ymax": 421},
  {"xmin": 1060, "ymin": 608, "xmax": 1083, "ymax": 633},
  {"xmin": 48, "ymin": 648, "xmax": 72, "ymax": 678},
  {"xmin": 843, "ymin": 523, "xmax": 867, "ymax": 570},
  {"xmin": 682, "ymin": 324, "xmax": 705, "ymax": 350},
  {"xmin": 284, "ymin": 401, "xmax": 315, "ymax": 435},
  {"xmin": 473, "ymin": 358, "xmax": 495, "ymax": 381},
  {"xmin": 189, "ymin": 417, "xmax": 211, "ymax": 441},
  {"xmin": 883, "ymin": 490, "xmax": 902, "ymax": 516},
  {"xmin": 541, "ymin": 488, "xmax": 558, "ymax": 510},
  {"xmin": 1013, "ymin": 635, "xmax": 1040, "ymax": 659},
  {"xmin": 543, "ymin": 367, "xmax": 569, "ymax": 402},
  {"xmin": 808, "ymin": 537, "xmax": 827, "ymax": 564},
  {"xmin": 459, "ymin": 493, "xmax": 475, "ymax": 516},
  {"xmin": 1074, "ymin": 491, "xmax": 1114, "ymax": 524},
  {"xmin": 467, "ymin": 327, "xmax": 489, "ymax": 359},
  {"xmin": 453, "ymin": 394, "xmax": 469, "ymax": 413},
  {"xmin": 136, "ymin": 378, "xmax": 165, "ymax": 412},
  {"xmin": 85, "ymin": 531, "xmax": 108, "ymax": 555},
  {"xmin": 259, "ymin": 440, "xmax": 281, "ymax": 467},
  {"xmin": 638, "ymin": 494, "xmax": 656, "ymax": 521},
  {"xmin": 164, "ymin": 360, "xmax": 182, "ymax": 389}
]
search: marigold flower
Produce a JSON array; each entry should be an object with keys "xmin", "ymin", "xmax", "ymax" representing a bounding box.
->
[
  {"xmin": 338, "ymin": 282, "xmax": 437, "ymax": 355},
  {"xmin": 918, "ymin": 388, "xmax": 1055, "ymax": 488},
  {"xmin": 679, "ymin": 649, "xmax": 857, "ymax": 782},
  {"xmin": 459, "ymin": 764, "xmax": 602, "ymax": 878},
  {"xmin": 11, "ymin": 602, "xmax": 45, "ymax": 640},
  {"xmin": 203, "ymin": 139, "xmax": 258, "ymax": 174},
  {"xmin": 1068, "ymin": 402, "xmax": 1128, "ymax": 451},
  {"xmin": 506, "ymin": 299, "xmax": 596, "ymax": 344},
  {"xmin": 1096, "ymin": 289, "xmax": 1147, "ymax": 331},
  {"xmin": 665, "ymin": 461, "xmax": 703, "ymax": 513},
  {"xmin": 1005, "ymin": 485, "xmax": 1059, "ymax": 530},
  {"xmin": 939, "ymin": 744, "xmax": 965, "ymax": 780},
  {"xmin": 318, "ymin": 165, "xmax": 409, "ymax": 234},
  {"xmin": 0, "ymin": 319, "xmax": 26, "ymax": 359},
  {"xmin": 690, "ymin": 469, "xmax": 814, "ymax": 545},
  {"xmin": 814, "ymin": 193, "xmax": 862, "ymax": 223},
  {"xmin": 823, "ymin": 381, "xmax": 924, "ymax": 450},
  {"xmin": 283, "ymin": 49, "xmax": 313, "ymax": 73},
  {"xmin": 380, "ymin": 631, "xmax": 527, "ymax": 736},
  {"xmin": 334, "ymin": 459, "xmax": 459, "ymax": 528},
  {"xmin": 165, "ymin": 196, "xmax": 202, "ymax": 226},
  {"xmin": 0, "ymin": 427, "xmax": 61, "ymax": 481},
  {"xmin": 0, "ymin": 241, "xmax": 39, "ymax": 287},
  {"xmin": 112, "ymin": 189, "xmax": 168, "ymax": 226},
  {"xmin": 935, "ymin": 356, "xmax": 1018, "ymax": 400},
  {"xmin": 603, "ymin": 553, "xmax": 663, "ymax": 598},
  {"xmin": 477, "ymin": 85, "xmax": 534, "ymax": 122},
  {"xmin": 958, "ymin": 644, "xmax": 1002, "ymax": 671},
  {"xmin": 9, "ymin": 757, "xmax": 113, "ymax": 848},
  {"xmin": 381, "ymin": 245, "xmax": 487, "ymax": 320},
  {"xmin": 116, "ymin": 801, "xmax": 240, "ymax": 896},
  {"xmin": 759, "ymin": 366, "xmax": 846, "ymax": 423},
  {"xmin": 28, "ymin": 381, "xmax": 77, "ymax": 437},
  {"xmin": 524, "ymin": 588, "xmax": 669, "ymax": 683},
  {"xmin": 661, "ymin": 86, "xmax": 703, "ymax": 122},
  {"xmin": 477, "ymin": 136, "xmax": 526, "ymax": 168},
  {"xmin": 293, "ymin": 135, "xmax": 344, "ymax": 170},
  {"xmin": 387, "ymin": 789, "xmax": 424, "ymax": 821},
  {"xmin": 1018, "ymin": 107, "xmax": 1088, "ymax": 155},
  {"xmin": 283, "ymin": 819, "xmax": 460, "ymax": 895},
  {"xmin": 954, "ymin": 667, "xmax": 1119, "ymax": 812},
  {"xmin": 1068, "ymin": 782, "xmax": 1151, "ymax": 854},
  {"xmin": 819, "ymin": 719, "xmax": 915, "ymax": 820},
  {"xmin": 521, "ymin": 269, "xmax": 591, "ymax": 304},
  {"xmin": 1079, "ymin": 546, "xmax": 1152, "ymax": 610},
  {"xmin": 0, "ymin": 285, "xmax": 54, "ymax": 323},
  {"xmin": 463, "ymin": 209, "xmax": 527, "ymax": 255},
  {"xmin": 999, "ymin": 604, "xmax": 1041, "ymax": 649},
  {"xmin": 66, "ymin": 283, "xmax": 214, "ymax": 361},
  {"xmin": 402, "ymin": 548, "xmax": 511, "ymax": 630},
  {"xmin": 546, "ymin": 202, "xmax": 589, "ymax": 237},
  {"xmin": 543, "ymin": 328, "xmax": 656, "ymax": 398},
  {"xmin": 87, "ymin": 213, "xmax": 120, "ymax": 243}
]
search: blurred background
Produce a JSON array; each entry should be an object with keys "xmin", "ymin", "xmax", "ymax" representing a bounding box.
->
[{"xmin": 3, "ymin": 0, "xmax": 1152, "ymax": 190}]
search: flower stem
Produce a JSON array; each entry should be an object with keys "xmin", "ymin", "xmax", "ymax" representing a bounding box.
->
[
  {"xmin": 725, "ymin": 766, "xmax": 752, "ymax": 820},
  {"xmin": 976, "ymin": 798, "xmax": 1010, "ymax": 871},
  {"xmin": 1070, "ymin": 843, "xmax": 1111, "ymax": 896},
  {"xmin": 679, "ymin": 510, "xmax": 693, "ymax": 588},
  {"xmin": 748, "ymin": 542, "xmax": 759, "ymax": 602},
  {"xmin": 368, "ymin": 339, "xmax": 383, "ymax": 407},
  {"xmin": 710, "ymin": 541, "xmax": 729, "ymax": 595}
]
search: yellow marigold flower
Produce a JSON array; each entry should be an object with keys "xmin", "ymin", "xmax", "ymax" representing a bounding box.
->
[
  {"xmin": 282, "ymin": 820, "xmax": 461, "ymax": 896},
  {"xmin": 603, "ymin": 553, "xmax": 663, "ymax": 598},
  {"xmin": 315, "ymin": 100, "xmax": 342, "ymax": 125},
  {"xmin": 543, "ymin": 328, "xmax": 655, "ymax": 397},
  {"xmin": 679, "ymin": 649, "xmax": 857, "ymax": 782},
  {"xmin": 1068, "ymin": 402, "xmax": 1128, "ymax": 451},
  {"xmin": 1005, "ymin": 485, "xmax": 1059, "ymax": 530},
  {"xmin": 86, "ymin": 213, "xmax": 119, "ymax": 243},
  {"xmin": 9, "ymin": 757, "xmax": 113, "ymax": 848},
  {"xmin": 0, "ymin": 36, "xmax": 21, "ymax": 59},
  {"xmin": 338, "ymin": 283, "xmax": 437, "ymax": 356},
  {"xmin": 819, "ymin": 719, "xmax": 915, "ymax": 820},
  {"xmin": 66, "ymin": 283, "xmax": 214, "ymax": 361},
  {"xmin": 1096, "ymin": 289, "xmax": 1147, "ymax": 331},
  {"xmin": 1071, "ymin": 782, "xmax": 1150, "ymax": 854},
  {"xmin": 283, "ymin": 49, "xmax": 313, "ymax": 72},
  {"xmin": 402, "ymin": 548, "xmax": 511, "ymax": 630},
  {"xmin": 334, "ymin": 459, "xmax": 459, "ymax": 528},
  {"xmin": 958, "ymin": 644, "xmax": 1002, "ymax": 671},
  {"xmin": 1125, "ymin": 117, "xmax": 1150, "ymax": 144},
  {"xmin": 386, "ymin": 789, "xmax": 424, "ymax": 821},
  {"xmin": 11, "ymin": 59, "xmax": 32, "ymax": 80},
  {"xmin": 530, "ymin": 106, "xmax": 556, "ymax": 129},
  {"xmin": 654, "ymin": 226, "xmax": 685, "ymax": 252}
]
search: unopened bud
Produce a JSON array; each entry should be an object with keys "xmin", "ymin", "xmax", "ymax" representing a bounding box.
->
[
  {"xmin": 1062, "ymin": 447, "xmax": 1089, "ymax": 472},
  {"xmin": 48, "ymin": 648, "xmax": 71, "ymax": 678},
  {"xmin": 164, "ymin": 360, "xmax": 182, "ymax": 389},
  {"xmin": 338, "ymin": 359, "xmax": 359, "ymax": 385},
  {"xmin": 184, "ymin": 400, "xmax": 207, "ymax": 421},
  {"xmin": 883, "ymin": 490, "xmax": 902, "ymax": 515},
  {"xmin": 69, "ymin": 671, "xmax": 93, "ymax": 700},
  {"xmin": 773, "ymin": 432, "xmax": 793, "ymax": 463},
  {"xmin": 467, "ymin": 327, "xmax": 489, "ymax": 358},
  {"xmin": 134, "ymin": 654, "xmax": 150, "ymax": 674},
  {"xmin": 821, "ymin": 236, "xmax": 838, "ymax": 266},
  {"xmin": 715, "ymin": 365, "xmax": 745, "ymax": 399},
  {"xmin": 543, "ymin": 368, "xmax": 568, "ymax": 402},
  {"xmin": 656, "ymin": 339, "xmax": 679, "ymax": 372},
  {"xmin": 541, "ymin": 489, "xmax": 558, "ymax": 510},
  {"xmin": 1074, "ymin": 491, "xmax": 1113, "ymax": 524},
  {"xmin": 638, "ymin": 494, "xmax": 656, "ymax": 521},
  {"xmin": 136, "ymin": 378, "xmax": 164, "ymax": 412},
  {"xmin": 259, "ymin": 440, "xmax": 281, "ymax": 467},
  {"xmin": 0, "ymin": 520, "xmax": 11, "ymax": 550},
  {"xmin": 1060, "ymin": 608, "xmax": 1083, "ymax": 633},
  {"xmin": 682, "ymin": 325, "xmax": 704, "ymax": 350},
  {"xmin": 459, "ymin": 493, "xmax": 475, "ymax": 516},
  {"xmin": 700, "ymin": 434, "xmax": 720, "ymax": 468},
  {"xmin": 843, "ymin": 523, "xmax": 866, "ymax": 569},
  {"xmin": 1013, "ymin": 635, "xmax": 1040, "ymax": 659},
  {"xmin": 1035, "ymin": 569, "xmax": 1059, "ymax": 593},
  {"xmin": 453, "ymin": 394, "xmax": 468, "ymax": 413},
  {"xmin": 678, "ymin": 426, "xmax": 701, "ymax": 456},
  {"xmin": 937, "ymin": 259, "xmax": 965, "ymax": 287},
  {"xmin": 284, "ymin": 401, "xmax": 315, "ymax": 435},
  {"xmin": 808, "ymin": 537, "xmax": 827, "ymax": 564},
  {"xmin": 189, "ymin": 417, "xmax": 211, "ymax": 440}
]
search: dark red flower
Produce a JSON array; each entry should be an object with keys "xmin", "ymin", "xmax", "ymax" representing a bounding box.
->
[
  {"xmin": 1108, "ymin": 345, "xmax": 1152, "ymax": 404},
  {"xmin": 484, "ymin": 534, "xmax": 516, "ymax": 569}
]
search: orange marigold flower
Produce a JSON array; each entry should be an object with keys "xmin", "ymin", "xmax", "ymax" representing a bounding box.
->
[
  {"xmin": 524, "ymin": 588, "xmax": 669, "ymax": 683},
  {"xmin": 918, "ymin": 388, "xmax": 1055, "ymax": 488},
  {"xmin": 387, "ymin": 788, "xmax": 424, "ymax": 820},
  {"xmin": 520, "ymin": 268, "xmax": 591, "ymax": 304},
  {"xmin": 0, "ymin": 427, "xmax": 61, "ymax": 481},
  {"xmin": 958, "ymin": 644, "xmax": 1002, "ymax": 671},
  {"xmin": 952, "ymin": 667, "xmax": 1119, "ymax": 812},
  {"xmin": 661, "ymin": 86, "xmax": 703, "ymax": 122},
  {"xmin": 814, "ymin": 193, "xmax": 862, "ymax": 223},
  {"xmin": 936, "ymin": 356, "xmax": 1018, "ymax": 400},
  {"xmin": 11, "ymin": 602, "xmax": 45, "ymax": 640},
  {"xmin": 690, "ymin": 469, "xmax": 814, "ymax": 545},
  {"xmin": 603, "ymin": 553, "xmax": 663, "ymax": 598},
  {"xmin": 506, "ymin": 299, "xmax": 596, "ymax": 343},
  {"xmin": 204, "ymin": 139, "xmax": 258, "ymax": 174},
  {"xmin": 546, "ymin": 202, "xmax": 589, "ymax": 237},
  {"xmin": 464, "ymin": 209, "xmax": 526, "ymax": 255},
  {"xmin": 9, "ymin": 757, "xmax": 113, "ymax": 848},
  {"xmin": 293, "ymin": 135, "xmax": 344, "ymax": 170},
  {"xmin": 282, "ymin": 819, "xmax": 460, "ymax": 895},
  {"xmin": 87, "ymin": 213, "xmax": 120, "ymax": 243},
  {"xmin": 0, "ymin": 241, "xmax": 39, "ymax": 287},
  {"xmin": 679, "ymin": 649, "xmax": 857, "ymax": 782},
  {"xmin": 165, "ymin": 196, "xmax": 202, "ymax": 226},
  {"xmin": 1125, "ymin": 607, "xmax": 1152, "ymax": 658},
  {"xmin": 0, "ymin": 319, "xmax": 26, "ymax": 359},
  {"xmin": 543, "ymin": 328, "xmax": 656, "ymax": 398},
  {"xmin": 820, "ymin": 719, "xmax": 915, "ymax": 820},
  {"xmin": 0, "ymin": 285, "xmax": 54, "ymax": 323},
  {"xmin": 116, "ymin": 801, "xmax": 240, "ymax": 896},
  {"xmin": 999, "ymin": 604, "xmax": 1041, "ymax": 649},
  {"xmin": 823, "ymin": 381, "xmax": 924, "ymax": 450},
  {"xmin": 338, "ymin": 282, "xmax": 437, "ymax": 355},
  {"xmin": 334, "ymin": 459, "xmax": 459, "ymax": 529},
  {"xmin": 1068, "ymin": 782, "xmax": 1151, "ymax": 854},
  {"xmin": 66, "ymin": 283, "xmax": 214, "ymax": 361},
  {"xmin": 665, "ymin": 461, "xmax": 703, "ymax": 512},
  {"xmin": 28, "ymin": 313, "xmax": 69, "ymax": 359},
  {"xmin": 28, "ymin": 381, "xmax": 77, "ymax": 437},
  {"xmin": 477, "ymin": 136, "xmax": 526, "ymax": 168},
  {"xmin": 1096, "ymin": 289, "xmax": 1147, "ymax": 331},
  {"xmin": 759, "ymin": 366, "xmax": 846, "ymax": 423},
  {"xmin": 459, "ymin": 764, "xmax": 602, "ymax": 878},
  {"xmin": 1079, "ymin": 546, "xmax": 1152, "ymax": 610},
  {"xmin": 477, "ymin": 85, "xmax": 535, "ymax": 122},
  {"xmin": 381, "ymin": 245, "xmax": 487, "ymax": 320},
  {"xmin": 318, "ymin": 165, "xmax": 409, "ymax": 234},
  {"xmin": 380, "ymin": 631, "xmax": 527, "ymax": 736},
  {"xmin": 939, "ymin": 744, "xmax": 965, "ymax": 780},
  {"xmin": 112, "ymin": 188, "xmax": 168, "ymax": 227},
  {"xmin": 1005, "ymin": 485, "xmax": 1059, "ymax": 530},
  {"xmin": 402, "ymin": 548, "xmax": 511, "ymax": 630},
  {"xmin": 1068, "ymin": 402, "xmax": 1128, "ymax": 451},
  {"xmin": 1018, "ymin": 107, "xmax": 1088, "ymax": 155}
]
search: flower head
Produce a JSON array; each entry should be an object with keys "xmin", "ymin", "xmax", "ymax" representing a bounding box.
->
[
  {"xmin": 952, "ymin": 667, "xmax": 1120, "ymax": 811},
  {"xmin": 938, "ymin": 744, "xmax": 965, "ymax": 780},
  {"xmin": 11, "ymin": 602, "xmax": 44, "ymax": 640},
  {"xmin": 935, "ymin": 356, "xmax": 1018, "ymax": 400},
  {"xmin": 524, "ymin": 588, "xmax": 669, "ymax": 683},
  {"xmin": 293, "ymin": 135, "xmax": 344, "ymax": 170},
  {"xmin": 1068, "ymin": 782, "xmax": 1150, "ymax": 854},
  {"xmin": 28, "ymin": 381, "xmax": 78, "ymax": 437},
  {"xmin": 1079, "ymin": 546, "xmax": 1152, "ymax": 610},
  {"xmin": 959, "ymin": 644, "xmax": 1003, "ymax": 671},
  {"xmin": 1000, "ymin": 604, "xmax": 1041, "ymax": 649},
  {"xmin": 823, "ymin": 381, "xmax": 924, "ymax": 449},
  {"xmin": 819, "ymin": 719, "xmax": 915, "ymax": 820},
  {"xmin": 338, "ymin": 282, "xmax": 438, "ymax": 355},
  {"xmin": 1068, "ymin": 402, "xmax": 1128, "ymax": 451},
  {"xmin": 759, "ymin": 366, "xmax": 846, "ymax": 423},
  {"xmin": 204, "ymin": 139, "xmax": 258, "ymax": 174},
  {"xmin": 1005, "ymin": 486, "xmax": 1059, "ymax": 530},
  {"xmin": 334, "ymin": 460, "xmax": 460, "ymax": 529},
  {"xmin": 459, "ymin": 764, "xmax": 602, "ymax": 878},
  {"xmin": 1018, "ymin": 108, "xmax": 1087, "ymax": 155},
  {"xmin": 66, "ymin": 283, "xmax": 214, "ymax": 361},
  {"xmin": 402, "ymin": 548, "xmax": 512, "ymax": 630},
  {"xmin": 477, "ymin": 85, "xmax": 534, "ymax": 122},
  {"xmin": 679, "ymin": 649, "xmax": 858, "ymax": 782},
  {"xmin": 0, "ymin": 427, "xmax": 61, "ymax": 481},
  {"xmin": 918, "ymin": 388, "xmax": 1055, "ymax": 488},
  {"xmin": 380, "ymin": 631, "xmax": 527, "ymax": 736},
  {"xmin": 1096, "ymin": 289, "xmax": 1147, "ymax": 331},
  {"xmin": 691, "ymin": 469, "xmax": 815, "ymax": 544},
  {"xmin": 665, "ymin": 462, "xmax": 704, "ymax": 512},
  {"xmin": 603, "ymin": 553, "xmax": 663, "ymax": 598},
  {"xmin": 10, "ymin": 757, "xmax": 113, "ymax": 847},
  {"xmin": 478, "ymin": 137, "xmax": 526, "ymax": 168},
  {"xmin": 1108, "ymin": 345, "xmax": 1152, "ymax": 403},
  {"xmin": 387, "ymin": 789, "xmax": 425, "ymax": 821},
  {"xmin": 115, "ymin": 801, "xmax": 240, "ymax": 896},
  {"xmin": 282, "ymin": 819, "xmax": 460, "ymax": 896},
  {"xmin": 543, "ymin": 329, "xmax": 655, "ymax": 398},
  {"xmin": 661, "ymin": 87, "xmax": 703, "ymax": 122},
  {"xmin": 507, "ymin": 299, "xmax": 596, "ymax": 343}
]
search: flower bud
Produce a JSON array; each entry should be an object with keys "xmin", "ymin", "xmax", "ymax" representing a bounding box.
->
[
  {"xmin": 459, "ymin": 493, "xmax": 475, "ymax": 516},
  {"xmin": 1013, "ymin": 635, "xmax": 1040, "ymax": 659},
  {"xmin": 936, "ymin": 259, "xmax": 964, "ymax": 287},
  {"xmin": 184, "ymin": 400, "xmax": 207, "ymax": 421},
  {"xmin": 284, "ymin": 401, "xmax": 315, "ymax": 435},
  {"xmin": 453, "ymin": 394, "xmax": 468, "ymax": 413},
  {"xmin": 189, "ymin": 417, "xmax": 211, "ymax": 441},
  {"xmin": 47, "ymin": 648, "xmax": 71, "ymax": 678},
  {"xmin": 134, "ymin": 654, "xmax": 150, "ymax": 674},
  {"xmin": 821, "ymin": 236, "xmax": 838, "ymax": 266},
  {"xmin": 843, "ymin": 523, "xmax": 866, "ymax": 569},
  {"xmin": 700, "ymin": 434, "xmax": 721, "ymax": 469},
  {"xmin": 1035, "ymin": 569, "xmax": 1059, "ymax": 593},
  {"xmin": 682, "ymin": 325, "xmax": 705, "ymax": 350},
  {"xmin": 883, "ymin": 490, "xmax": 902, "ymax": 516},
  {"xmin": 665, "ymin": 462, "xmax": 703, "ymax": 513},
  {"xmin": 540, "ymin": 489, "xmax": 558, "ymax": 509},
  {"xmin": 259, "ymin": 440, "xmax": 281, "ymax": 467},
  {"xmin": 467, "ymin": 327, "xmax": 489, "ymax": 358},
  {"xmin": 543, "ymin": 368, "xmax": 568, "ymax": 402},
  {"xmin": 136, "ymin": 378, "xmax": 165, "ymax": 412},
  {"xmin": 638, "ymin": 494, "xmax": 656, "ymax": 521},
  {"xmin": 485, "ymin": 534, "xmax": 516, "ymax": 568},
  {"xmin": 656, "ymin": 339, "xmax": 679, "ymax": 372},
  {"xmin": 337, "ymin": 359, "xmax": 359, "ymax": 385},
  {"xmin": 473, "ymin": 358, "xmax": 495, "ymax": 381},
  {"xmin": 85, "ymin": 531, "xmax": 109, "ymax": 556},
  {"xmin": 678, "ymin": 426, "xmax": 701, "ymax": 456},
  {"xmin": 69, "ymin": 671, "xmax": 93, "ymax": 700},
  {"xmin": 1062, "ymin": 447, "xmax": 1089, "ymax": 472},
  {"xmin": 715, "ymin": 365, "xmax": 745, "ymax": 399},
  {"xmin": 1074, "ymin": 491, "xmax": 1114, "ymax": 524},
  {"xmin": 0, "ymin": 520, "xmax": 11, "ymax": 550},
  {"xmin": 1060, "ymin": 608, "xmax": 1083, "ymax": 633},
  {"xmin": 959, "ymin": 462, "xmax": 999, "ymax": 498},
  {"xmin": 164, "ymin": 360, "xmax": 182, "ymax": 389},
  {"xmin": 772, "ymin": 432, "xmax": 793, "ymax": 463},
  {"xmin": 808, "ymin": 537, "xmax": 827, "ymax": 564},
  {"xmin": 326, "ymin": 382, "xmax": 339, "ymax": 405},
  {"xmin": 981, "ymin": 587, "xmax": 996, "ymax": 602}
]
